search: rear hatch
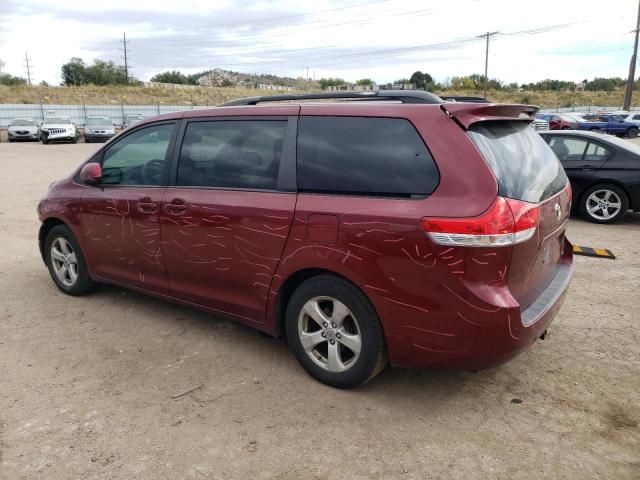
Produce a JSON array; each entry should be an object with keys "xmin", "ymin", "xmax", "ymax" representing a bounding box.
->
[{"xmin": 466, "ymin": 119, "xmax": 571, "ymax": 312}]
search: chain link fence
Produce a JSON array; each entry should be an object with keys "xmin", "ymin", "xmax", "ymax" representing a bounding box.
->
[{"xmin": 0, "ymin": 103, "xmax": 209, "ymax": 127}]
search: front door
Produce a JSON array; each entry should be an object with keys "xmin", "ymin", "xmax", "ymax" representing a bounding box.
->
[
  {"xmin": 161, "ymin": 117, "xmax": 297, "ymax": 324},
  {"xmin": 79, "ymin": 122, "xmax": 177, "ymax": 293}
]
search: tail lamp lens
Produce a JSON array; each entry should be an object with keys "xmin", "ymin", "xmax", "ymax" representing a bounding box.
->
[{"xmin": 421, "ymin": 197, "xmax": 539, "ymax": 247}]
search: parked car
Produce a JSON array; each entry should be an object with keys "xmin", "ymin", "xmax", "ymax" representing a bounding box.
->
[
  {"xmin": 7, "ymin": 118, "xmax": 39, "ymax": 142},
  {"xmin": 536, "ymin": 113, "xmax": 579, "ymax": 130},
  {"xmin": 37, "ymin": 91, "xmax": 573, "ymax": 388},
  {"xmin": 530, "ymin": 115, "xmax": 549, "ymax": 130},
  {"xmin": 123, "ymin": 113, "xmax": 144, "ymax": 128},
  {"xmin": 575, "ymin": 114, "xmax": 639, "ymax": 138},
  {"xmin": 614, "ymin": 111, "xmax": 640, "ymax": 125},
  {"xmin": 541, "ymin": 130, "xmax": 640, "ymax": 223},
  {"xmin": 40, "ymin": 116, "xmax": 78, "ymax": 144},
  {"xmin": 84, "ymin": 116, "xmax": 116, "ymax": 143}
]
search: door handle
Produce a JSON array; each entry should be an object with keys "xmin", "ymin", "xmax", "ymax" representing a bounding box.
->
[
  {"xmin": 137, "ymin": 198, "xmax": 157, "ymax": 213},
  {"xmin": 580, "ymin": 165, "xmax": 593, "ymax": 171},
  {"xmin": 164, "ymin": 199, "xmax": 187, "ymax": 215}
]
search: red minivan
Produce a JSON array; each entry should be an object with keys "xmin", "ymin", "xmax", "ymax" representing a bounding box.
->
[{"xmin": 38, "ymin": 91, "xmax": 573, "ymax": 388}]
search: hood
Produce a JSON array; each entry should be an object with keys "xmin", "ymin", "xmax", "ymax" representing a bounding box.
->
[
  {"xmin": 41, "ymin": 123, "xmax": 75, "ymax": 130},
  {"xmin": 8, "ymin": 125, "xmax": 38, "ymax": 132}
]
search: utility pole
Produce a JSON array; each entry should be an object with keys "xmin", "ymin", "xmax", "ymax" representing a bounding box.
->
[
  {"xmin": 623, "ymin": 0, "xmax": 640, "ymax": 111},
  {"xmin": 120, "ymin": 32, "xmax": 130, "ymax": 84},
  {"xmin": 478, "ymin": 31, "xmax": 499, "ymax": 98},
  {"xmin": 24, "ymin": 52, "xmax": 33, "ymax": 86},
  {"xmin": 305, "ymin": 67, "xmax": 309, "ymax": 81}
]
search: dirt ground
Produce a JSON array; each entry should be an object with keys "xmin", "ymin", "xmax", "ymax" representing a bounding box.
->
[{"xmin": 1, "ymin": 142, "xmax": 639, "ymax": 480}]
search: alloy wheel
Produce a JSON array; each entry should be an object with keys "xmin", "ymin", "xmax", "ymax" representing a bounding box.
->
[
  {"xmin": 586, "ymin": 189, "xmax": 622, "ymax": 221},
  {"xmin": 50, "ymin": 237, "xmax": 78, "ymax": 287},
  {"xmin": 297, "ymin": 296, "xmax": 362, "ymax": 373}
]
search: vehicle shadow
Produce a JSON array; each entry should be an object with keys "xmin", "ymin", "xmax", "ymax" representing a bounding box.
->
[{"xmin": 88, "ymin": 283, "xmax": 508, "ymax": 405}]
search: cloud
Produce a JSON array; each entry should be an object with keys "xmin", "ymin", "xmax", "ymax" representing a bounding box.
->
[{"xmin": 0, "ymin": 0, "xmax": 636, "ymax": 85}]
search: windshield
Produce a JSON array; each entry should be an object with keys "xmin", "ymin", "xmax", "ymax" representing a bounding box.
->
[
  {"xmin": 44, "ymin": 117, "xmax": 71, "ymax": 125},
  {"xmin": 86, "ymin": 117, "xmax": 111, "ymax": 126},
  {"xmin": 468, "ymin": 121, "xmax": 568, "ymax": 203},
  {"xmin": 11, "ymin": 119, "xmax": 36, "ymax": 126}
]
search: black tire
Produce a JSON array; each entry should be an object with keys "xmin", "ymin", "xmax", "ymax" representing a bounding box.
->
[
  {"xmin": 627, "ymin": 127, "xmax": 638, "ymax": 139},
  {"xmin": 42, "ymin": 136, "xmax": 48, "ymax": 144},
  {"xmin": 579, "ymin": 184, "xmax": 628, "ymax": 224},
  {"xmin": 285, "ymin": 275, "xmax": 386, "ymax": 388},
  {"xmin": 71, "ymin": 136, "xmax": 77, "ymax": 144},
  {"xmin": 44, "ymin": 225, "xmax": 96, "ymax": 295}
]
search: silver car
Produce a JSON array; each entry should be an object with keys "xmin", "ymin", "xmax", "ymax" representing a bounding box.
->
[
  {"xmin": 84, "ymin": 116, "xmax": 116, "ymax": 143},
  {"xmin": 8, "ymin": 118, "xmax": 39, "ymax": 142}
]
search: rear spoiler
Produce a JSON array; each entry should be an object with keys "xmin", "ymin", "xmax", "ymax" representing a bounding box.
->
[{"xmin": 441, "ymin": 103, "xmax": 539, "ymax": 129}]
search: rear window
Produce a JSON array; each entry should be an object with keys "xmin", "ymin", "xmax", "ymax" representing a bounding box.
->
[
  {"xmin": 468, "ymin": 121, "xmax": 567, "ymax": 203},
  {"xmin": 297, "ymin": 116, "xmax": 439, "ymax": 197}
]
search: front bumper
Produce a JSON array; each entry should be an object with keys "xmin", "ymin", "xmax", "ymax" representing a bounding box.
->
[
  {"xmin": 384, "ymin": 238, "xmax": 574, "ymax": 370},
  {"xmin": 8, "ymin": 131, "xmax": 38, "ymax": 140},
  {"xmin": 84, "ymin": 132, "xmax": 115, "ymax": 142}
]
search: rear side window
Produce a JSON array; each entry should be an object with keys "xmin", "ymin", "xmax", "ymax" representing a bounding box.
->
[
  {"xmin": 297, "ymin": 116, "xmax": 439, "ymax": 197},
  {"xmin": 469, "ymin": 121, "xmax": 567, "ymax": 203},
  {"xmin": 176, "ymin": 120, "xmax": 287, "ymax": 190}
]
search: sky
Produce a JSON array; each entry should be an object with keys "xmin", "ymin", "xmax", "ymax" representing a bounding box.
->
[{"xmin": 0, "ymin": 0, "xmax": 638, "ymax": 85}]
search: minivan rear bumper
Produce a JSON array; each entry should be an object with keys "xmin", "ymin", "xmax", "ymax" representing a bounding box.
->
[{"xmin": 385, "ymin": 238, "xmax": 573, "ymax": 370}]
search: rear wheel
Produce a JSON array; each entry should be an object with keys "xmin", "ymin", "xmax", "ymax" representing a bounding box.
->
[
  {"xmin": 580, "ymin": 184, "xmax": 628, "ymax": 224},
  {"xmin": 285, "ymin": 275, "xmax": 386, "ymax": 388},
  {"xmin": 627, "ymin": 127, "xmax": 638, "ymax": 139},
  {"xmin": 71, "ymin": 136, "xmax": 78, "ymax": 144},
  {"xmin": 45, "ymin": 225, "xmax": 96, "ymax": 295}
]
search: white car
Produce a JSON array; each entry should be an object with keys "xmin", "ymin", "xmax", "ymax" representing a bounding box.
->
[
  {"xmin": 40, "ymin": 116, "xmax": 78, "ymax": 144},
  {"xmin": 8, "ymin": 118, "xmax": 39, "ymax": 142},
  {"xmin": 615, "ymin": 112, "xmax": 640, "ymax": 125}
]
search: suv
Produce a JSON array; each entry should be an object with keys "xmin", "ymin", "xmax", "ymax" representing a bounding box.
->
[
  {"xmin": 37, "ymin": 91, "xmax": 573, "ymax": 388},
  {"xmin": 40, "ymin": 116, "xmax": 78, "ymax": 144}
]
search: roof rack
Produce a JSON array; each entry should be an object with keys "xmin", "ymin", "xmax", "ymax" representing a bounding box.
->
[{"xmin": 220, "ymin": 90, "xmax": 444, "ymax": 106}]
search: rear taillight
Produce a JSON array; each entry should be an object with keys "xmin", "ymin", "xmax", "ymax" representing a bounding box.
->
[{"xmin": 421, "ymin": 197, "xmax": 539, "ymax": 247}]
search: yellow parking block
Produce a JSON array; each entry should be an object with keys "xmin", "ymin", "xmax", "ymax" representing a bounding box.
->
[{"xmin": 572, "ymin": 245, "xmax": 615, "ymax": 259}]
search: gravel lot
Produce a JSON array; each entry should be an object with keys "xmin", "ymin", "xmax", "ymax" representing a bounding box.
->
[{"xmin": 1, "ymin": 142, "xmax": 639, "ymax": 480}]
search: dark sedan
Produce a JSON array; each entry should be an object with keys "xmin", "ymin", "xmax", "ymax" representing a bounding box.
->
[{"xmin": 541, "ymin": 130, "xmax": 640, "ymax": 223}]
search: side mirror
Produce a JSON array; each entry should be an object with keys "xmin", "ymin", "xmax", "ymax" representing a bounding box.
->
[{"xmin": 79, "ymin": 162, "xmax": 102, "ymax": 184}]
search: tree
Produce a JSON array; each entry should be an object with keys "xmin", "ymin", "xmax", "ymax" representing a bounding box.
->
[
  {"xmin": 319, "ymin": 77, "xmax": 346, "ymax": 89},
  {"xmin": 356, "ymin": 78, "xmax": 374, "ymax": 86},
  {"xmin": 409, "ymin": 71, "xmax": 433, "ymax": 89},
  {"xmin": 150, "ymin": 70, "xmax": 195, "ymax": 85},
  {"xmin": 61, "ymin": 57, "xmax": 87, "ymax": 86},
  {"xmin": 0, "ymin": 73, "xmax": 27, "ymax": 86},
  {"xmin": 85, "ymin": 60, "xmax": 128, "ymax": 85}
]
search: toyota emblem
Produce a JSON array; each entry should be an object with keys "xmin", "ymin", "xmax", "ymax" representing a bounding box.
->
[{"xmin": 554, "ymin": 203, "xmax": 562, "ymax": 220}]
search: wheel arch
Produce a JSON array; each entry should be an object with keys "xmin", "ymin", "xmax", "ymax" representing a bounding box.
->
[
  {"xmin": 580, "ymin": 179, "xmax": 632, "ymax": 205},
  {"xmin": 273, "ymin": 268, "xmax": 382, "ymax": 339},
  {"xmin": 38, "ymin": 217, "xmax": 68, "ymax": 263}
]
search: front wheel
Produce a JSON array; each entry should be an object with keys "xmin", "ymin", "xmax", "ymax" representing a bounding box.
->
[
  {"xmin": 45, "ymin": 225, "xmax": 96, "ymax": 295},
  {"xmin": 627, "ymin": 127, "xmax": 638, "ymax": 139},
  {"xmin": 579, "ymin": 184, "xmax": 628, "ymax": 224},
  {"xmin": 285, "ymin": 275, "xmax": 386, "ymax": 388}
]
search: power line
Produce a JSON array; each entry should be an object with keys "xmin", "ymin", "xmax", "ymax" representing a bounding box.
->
[{"xmin": 23, "ymin": 52, "xmax": 33, "ymax": 86}]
